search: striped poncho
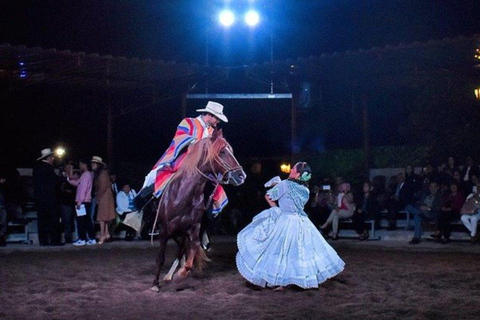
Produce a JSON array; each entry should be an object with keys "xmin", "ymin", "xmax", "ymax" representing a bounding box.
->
[{"xmin": 152, "ymin": 116, "xmax": 228, "ymax": 215}]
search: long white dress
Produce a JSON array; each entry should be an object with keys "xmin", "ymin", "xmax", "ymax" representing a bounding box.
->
[{"xmin": 236, "ymin": 180, "xmax": 345, "ymax": 289}]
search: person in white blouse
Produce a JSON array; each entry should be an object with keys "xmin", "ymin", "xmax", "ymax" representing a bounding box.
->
[{"xmin": 115, "ymin": 183, "xmax": 142, "ymax": 241}]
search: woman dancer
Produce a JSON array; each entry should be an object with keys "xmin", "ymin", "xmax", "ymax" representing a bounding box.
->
[{"xmin": 236, "ymin": 162, "xmax": 345, "ymax": 290}]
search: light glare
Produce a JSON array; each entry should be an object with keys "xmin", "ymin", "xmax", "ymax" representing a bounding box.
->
[
  {"xmin": 55, "ymin": 147, "xmax": 66, "ymax": 158},
  {"xmin": 219, "ymin": 10, "xmax": 235, "ymax": 27},
  {"xmin": 280, "ymin": 163, "xmax": 291, "ymax": 174},
  {"xmin": 244, "ymin": 10, "xmax": 260, "ymax": 26}
]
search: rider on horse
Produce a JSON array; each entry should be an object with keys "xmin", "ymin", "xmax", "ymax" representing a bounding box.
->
[{"xmin": 138, "ymin": 101, "xmax": 229, "ymax": 216}]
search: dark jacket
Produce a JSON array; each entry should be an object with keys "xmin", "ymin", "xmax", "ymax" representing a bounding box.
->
[
  {"xmin": 417, "ymin": 192, "xmax": 443, "ymax": 214},
  {"xmin": 355, "ymin": 192, "xmax": 378, "ymax": 219},
  {"xmin": 33, "ymin": 161, "xmax": 63, "ymax": 204}
]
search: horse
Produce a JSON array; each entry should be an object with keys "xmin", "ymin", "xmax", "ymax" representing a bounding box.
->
[{"xmin": 152, "ymin": 129, "xmax": 246, "ymax": 290}]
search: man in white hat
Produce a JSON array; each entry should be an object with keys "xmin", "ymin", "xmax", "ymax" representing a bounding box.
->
[
  {"xmin": 32, "ymin": 148, "xmax": 64, "ymax": 246},
  {"xmin": 138, "ymin": 101, "xmax": 229, "ymax": 215}
]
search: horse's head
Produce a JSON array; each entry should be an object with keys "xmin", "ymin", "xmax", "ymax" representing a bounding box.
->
[{"xmin": 207, "ymin": 129, "xmax": 246, "ymax": 186}]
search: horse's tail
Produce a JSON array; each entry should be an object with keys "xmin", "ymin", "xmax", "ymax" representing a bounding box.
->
[{"xmin": 193, "ymin": 246, "xmax": 211, "ymax": 271}]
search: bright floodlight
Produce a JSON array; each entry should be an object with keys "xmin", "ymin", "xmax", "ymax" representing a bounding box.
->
[
  {"xmin": 55, "ymin": 147, "xmax": 66, "ymax": 158},
  {"xmin": 244, "ymin": 10, "xmax": 260, "ymax": 26},
  {"xmin": 219, "ymin": 10, "xmax": 235, "ymax": 27}
]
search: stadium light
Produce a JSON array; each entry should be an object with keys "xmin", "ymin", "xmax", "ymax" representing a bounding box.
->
[
  {"xmin": 244, "ymin": 10, "xmax": 260, "ymax": 27},
  {"xmin": 219, "ymin": 10, "xmax": 235, "ymax": 27},
  {"xmin": 55, "ymin": 147, "xmax": 66, "ymax": 158}
]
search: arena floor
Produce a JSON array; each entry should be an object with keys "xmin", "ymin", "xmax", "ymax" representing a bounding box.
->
[{"xmin": 1, "ymin": 237, "xmax": 480, "ymax": 320}]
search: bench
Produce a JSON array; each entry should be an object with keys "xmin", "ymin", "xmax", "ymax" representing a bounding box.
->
[
  {"xmin": 338, "ymin": 218, "xmax": 381, "ymax": 240},
  {"xmin": 6, "ymin": 211, "xmax": 37, "ymax": 244}
]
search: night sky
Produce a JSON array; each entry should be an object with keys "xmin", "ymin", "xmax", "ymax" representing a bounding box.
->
[
  {"xmin": 2, "ymin": 0, "xmax": 480, "ymax": 65},
  {"xmin": 1, "ymin": 0, "xmax": 480, "ymax": 169}
]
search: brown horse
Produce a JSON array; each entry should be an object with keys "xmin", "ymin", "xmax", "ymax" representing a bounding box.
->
[{"xmin": 152, "ymin": 129, "xmax": 246, "ymax": 290}]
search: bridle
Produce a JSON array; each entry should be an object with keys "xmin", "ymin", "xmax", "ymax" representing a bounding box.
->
[{"xmin": 195, "ymin": 144, "xmax": 242, "ymax": 184}]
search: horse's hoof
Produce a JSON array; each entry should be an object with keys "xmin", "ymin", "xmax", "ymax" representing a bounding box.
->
[
  {"xmin": 173, "ymin": 270, "xmax": 189, "ymax": 281},
  {"xmin": 150, "ymin": 285, "xmax": 160, "ymax": 293}
]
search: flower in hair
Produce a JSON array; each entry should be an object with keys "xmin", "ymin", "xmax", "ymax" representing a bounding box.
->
[{"xmin": 299, "ymin": 172, "xmax": 311, "ymax": 182}]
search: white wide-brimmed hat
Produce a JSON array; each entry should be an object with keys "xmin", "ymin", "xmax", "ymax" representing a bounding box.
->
[
  {"xmin": 37, "ymin": 148, "xmax": 54, "ymax": 161},
  {"xmin": 91, "ymin": 156, "xmax": 106, "ymax": 166},
  {"xmin": 196, "ymin": 101, "xmax": 228, "ymax": 122}
]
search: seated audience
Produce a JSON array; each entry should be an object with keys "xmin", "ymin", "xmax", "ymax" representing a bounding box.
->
[
  {"xmin": 352, "ymin": 180, "xmax": 378, "ymax": 240},
  {"xmin": 115, "ymin": 182, "xmax": 142, "ymax": 241},
  {"xmin": 460, "ymin": 186, "xmax": 480, "ymax": 244},
  {"xmin": 407, "ymin": 181, "xmax": 443, "ymax": 244},
  {"xmin": 320, "ymin": 182, "xmax": 355, "ymax": 240},
  {"xmin": 431, "ymin": 182, "xmax": 465, "ymax": 243}
]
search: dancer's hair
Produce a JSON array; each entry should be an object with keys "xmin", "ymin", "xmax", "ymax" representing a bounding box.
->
[{"xmin": 290, "ymin": 162, "xmax": 312, "ymax": 187}]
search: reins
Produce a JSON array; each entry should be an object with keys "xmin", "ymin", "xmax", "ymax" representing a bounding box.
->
[{"xmin": 151, "ymin": 140, "xmax": 242, "ymax": 244}]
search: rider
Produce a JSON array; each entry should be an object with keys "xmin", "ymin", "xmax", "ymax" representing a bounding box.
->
[{"xmin": 138, "ymin": 101, "xmax": 229, "ymax": 236}]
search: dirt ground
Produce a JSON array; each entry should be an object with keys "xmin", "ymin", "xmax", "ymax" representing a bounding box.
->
[{"xmin": 1, "ymin": 239, "xmax": 480, "ymax": 320}]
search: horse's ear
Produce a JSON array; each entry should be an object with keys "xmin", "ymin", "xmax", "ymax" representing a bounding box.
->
[{"xmin": 212, "ymin": 129, "xmax": 223, "ymax": 140}]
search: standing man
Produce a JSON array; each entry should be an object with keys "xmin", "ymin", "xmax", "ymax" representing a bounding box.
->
[
  {"xmin": 33, "ymin": 148, "xmax": 64, "ymax": 246},
  {"xmin": 138, "ymin": 101, "xmax": 229, "ymax": 216}
]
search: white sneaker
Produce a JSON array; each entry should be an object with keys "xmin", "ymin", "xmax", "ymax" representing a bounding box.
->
[
  {"xmin": 73, "ymin": 239, "xmax": 86, "ymax": 246},
  {"xmin": 86, "ymin": 239, "xmax": 97, "ymax": 245}
]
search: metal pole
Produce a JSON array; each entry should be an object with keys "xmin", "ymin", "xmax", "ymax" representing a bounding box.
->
[
  {"xmin": 107, "ymin": 87, "xmax": 113, "ymax": 166},
  {"xmin": 362, "ymin": 94, "xmax": 370, "ymax": 176},
  {"xmin": 291, "ymin": 93, "xmax": 297, "ymax": 164},
  {"xmin": 106, "ymin": 59, "xmax": 113, "ymax": 166},
  {"xmin": 270, "ymin": 28, "xmax": 274, "ymax": 94},
  {"xmin": 205, "ymin": 28, "xmax": 209, "ymax": 94}
]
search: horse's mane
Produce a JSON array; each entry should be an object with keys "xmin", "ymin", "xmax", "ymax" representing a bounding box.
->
[{"xmin": 177, "ymin": 136, "xmax": 229, "ymax": 176}]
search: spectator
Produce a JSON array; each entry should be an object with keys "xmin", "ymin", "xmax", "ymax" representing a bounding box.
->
[
  {"xmin": 115, "ymin": 182, "xmax": 142, "ymax": 241},
  {"xmin": 59, "ymin": 166, "xmax": 77, "ymax": 243},
  {"xmin": 460, "ymin": 156, "xmax": 479, "ymax": 194},
  {"xmin": 386, "ymin": 173, "xmax": 409, "ymax": 230},
  {"xmin": 452, "ymin": 169, "xmax": 469, "ymax": 196},
  {"xmin": 91, "ymin": 156, "xmax": 116, "ymax": 244},
  {"xmin": 407, "ymin": 181, "xmax": 443, "ymax": 244},
  {"xmin": 444, "ymin": 156, "xmax": 459, "ymax": 180},
  {"xmin": 0, "ymin": 163, "xmax": 22, "ymax": 219},
  {"xmin": 419, "ymin": 163, "xmax": 438, "ymax": 196},
  {"xmin": 431, "ymin": 181, "xmax": 465, "ymax": 243},
  {"xmin": 306, "ymin": 182, "xmax": 322, "ymax": 228},
  {"xmin": 110, "ymin": 172, "xmax": 119, "ymax": 197},
  {"xmin": 320, "ymin": 182, "xmax": 355, "ymax": 240},
  {"xmin": 352, "ymin": 180, "xmax": 378, "ymax": 240},
  {"xmin": 459, "ymin": 186, "xmax": 480, "ymax": 244},
  {"xmin": 32, "ymin": 148, "xmax": 64, "ymax": 246},
  {"xmin": 67, "ymin": 160, "xmax": 96, "ymax": 246}
]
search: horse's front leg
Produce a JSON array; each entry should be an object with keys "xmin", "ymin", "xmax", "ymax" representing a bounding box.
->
[
  {"xmin": 176, "ymin": 224, "xmax": 201, "ymax": 279},
  {"xmin": 151, "ymin": 231, "xmax": 168, "ymax": 291}
]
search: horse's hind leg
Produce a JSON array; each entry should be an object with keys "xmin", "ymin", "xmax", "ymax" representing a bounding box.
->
[
  {"xmin": 163, "ymin": 237, "xmax": 185, "ymax": 281},
  {"xmin": 152, "ymin": 234, "xmax": 168, "ymax": 291},
  {"xmin": 176, "ymin": 224, "xmax": 201, "ymax": 279}
]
